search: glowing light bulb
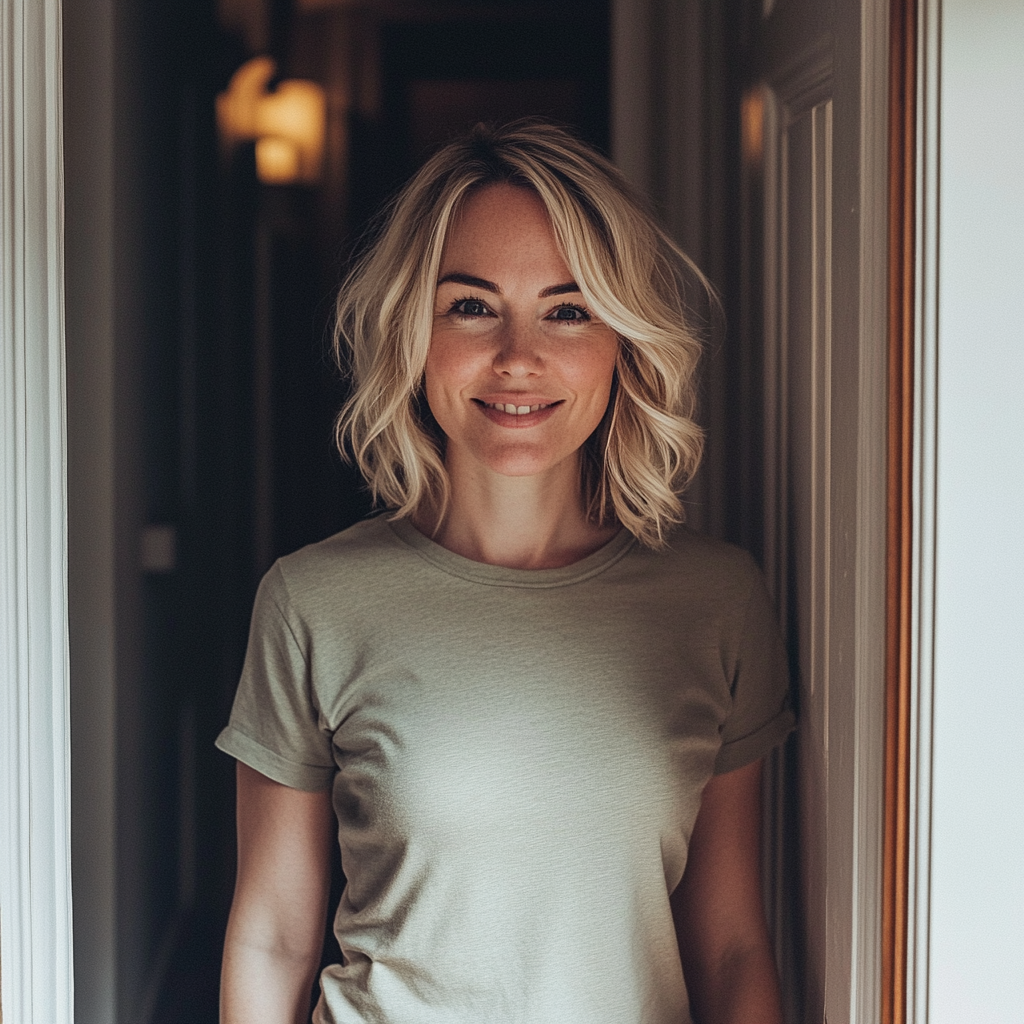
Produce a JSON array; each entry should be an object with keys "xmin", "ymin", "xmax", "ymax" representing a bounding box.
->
[{"xmin": 256, "ymin": 137, "xmax": 301, "ymax": 185}]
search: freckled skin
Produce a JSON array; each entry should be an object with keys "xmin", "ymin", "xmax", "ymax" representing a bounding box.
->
[{"xmin": 426, "ymin": 184, "xmax": 620, "ymax": 481}]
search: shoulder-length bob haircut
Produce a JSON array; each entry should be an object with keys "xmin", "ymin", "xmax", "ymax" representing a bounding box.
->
[{"xmin": 334, "ymin": 120, "xmax": 708, "ymax": 548}]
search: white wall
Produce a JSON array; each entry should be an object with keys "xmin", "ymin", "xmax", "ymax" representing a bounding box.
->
[{"xmin": 929, "ymin": 1, "xmax": 1024, "ymax": 1019}]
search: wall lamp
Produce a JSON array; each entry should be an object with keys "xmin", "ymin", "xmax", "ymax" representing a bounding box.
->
[{"xmin": 216, "ymin": 56, "xmax": 326, "ymax": 186}]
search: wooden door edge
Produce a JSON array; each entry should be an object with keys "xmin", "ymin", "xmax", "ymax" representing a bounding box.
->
[{"xmin": 883, "ymin": 0, "xmax": 917, "ymax": 1021}]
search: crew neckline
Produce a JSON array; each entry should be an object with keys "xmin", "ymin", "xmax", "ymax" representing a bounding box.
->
[{"xmin": 386, "ymin": 518, "xmax": 636, "ymax": 588}]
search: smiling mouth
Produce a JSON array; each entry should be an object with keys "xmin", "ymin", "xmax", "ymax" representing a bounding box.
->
[{"xmin": 478, "ymin": 401, "xmax": 556, "ymax": 416}]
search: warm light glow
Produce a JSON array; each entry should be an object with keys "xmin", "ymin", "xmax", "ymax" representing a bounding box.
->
[
  {"xmin": 256, "ymin": 137, "xmax": 301, "ymax": 185},
  {"xmin": 256, "ymin": 80, "xmax": 324, "ymax": 182},
  {"xmin": 216, "ymin": 56, "xmax": 275, "ymax": 149},
  {"xmin": 216, "ymin": 56, "xmax": 326, "ymax": 185},
  {"xmin": 741, "ymin": 88, "xmax": 765, "ymax": 168}
]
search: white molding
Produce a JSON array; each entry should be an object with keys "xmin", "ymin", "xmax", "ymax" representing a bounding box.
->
[
  {"xmin": 849, "ymin": 0, "xmax": 890, "ymax": 1020},
  {"xmin": 907, "ymin": 0, "xmax": 940, "ymax": 1020},
  {"xmin": 761, "ymin": 41, "xmax": 835, "ymax": 613},
  {"xmin": 0, "ymin": 0, "xmax": 74, "ymax": 1020},
  {"xmin": 771, "ymin": 36, "xmax": 834, "ymax": 113},
  {"xmin": 762, "ymin": 60, "xmax": 838, "ymax": 1024}
]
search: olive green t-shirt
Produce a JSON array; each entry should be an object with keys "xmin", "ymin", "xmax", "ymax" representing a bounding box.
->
[{"xmin": 217, "ymin": 516, "xmax": 793, "ymax": 1024}]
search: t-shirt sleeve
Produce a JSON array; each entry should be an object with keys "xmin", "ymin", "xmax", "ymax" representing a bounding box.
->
[
  {"xmin": 713, "ymin": 561, "xmax": 795, "ymax": 775},
  {"xmin": 215, "ymin": 562, "xmax": 336, "ymax": 791}
]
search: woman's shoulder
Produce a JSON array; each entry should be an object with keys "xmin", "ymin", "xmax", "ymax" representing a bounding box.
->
[
  {"xmin": 264, "ymin": 515, "xmax": 411, "ymax": 607},
  {"xmin": 620, "ymin": 526, "xmax": 768, "ymax": 615},
  {"xmin": 619, "ymin": 529, "xmax": 782, "ymax": 663},
  {"xmin": 635, "ymin": 525, "xmax": 761, "ymax": 581}
]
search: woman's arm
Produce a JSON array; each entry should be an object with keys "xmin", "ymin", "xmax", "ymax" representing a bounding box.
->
[
  {"xmin": 221, "ymin": 762, "xmax": 336, "ymax": 1024},
  {"xmin": 671, "ymin": 758, "xmax": 783, "ymax": 1024}
]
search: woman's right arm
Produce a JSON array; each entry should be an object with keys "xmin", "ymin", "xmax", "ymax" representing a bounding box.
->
[{"xmin": 221, "ymin": 761, "xmax": 336, "ymax": 1024}]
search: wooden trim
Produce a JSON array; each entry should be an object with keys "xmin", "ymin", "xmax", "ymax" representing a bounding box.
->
[{"xmin": 883, "ymin": 0, "xmax": 917, "ymax": 1021}]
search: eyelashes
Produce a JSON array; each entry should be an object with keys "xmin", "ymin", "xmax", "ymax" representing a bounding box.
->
[
  {"xmin": 445, "ymin": 295, "xmax": 593, "ymax": 322},
  {"xmin": 448, "ymin": 296, "xmax": 493, "ymax": 319},
  {"xmin": 546, "ymin": 303, "xmax": 592, "ymax": 323}
]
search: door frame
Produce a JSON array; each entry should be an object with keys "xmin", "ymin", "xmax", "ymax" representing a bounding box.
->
[
  {"xmin": 0, "ymin": 0, "xmax": 943, "ymax": 1019},
  {"xmin": 0, "ymin": 0, "xmax": 74, "ymax": 1020},
  {"xmin": 885, "ymin": 0, "xmax": 940, "ymax": 1020}
]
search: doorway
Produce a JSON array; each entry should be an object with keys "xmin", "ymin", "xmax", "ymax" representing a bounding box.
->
[{"xmin": 61, "ymin": 0, "xmax": 891, "ymax": 1021}]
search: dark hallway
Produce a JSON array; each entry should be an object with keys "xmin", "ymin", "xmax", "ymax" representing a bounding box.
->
[{"xmin": 64, "ymin": 3, "xmax": 612, "ymax": 1020}]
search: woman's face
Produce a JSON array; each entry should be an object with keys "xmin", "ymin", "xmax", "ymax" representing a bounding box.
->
[{"xmin": 425, "ymin": 184, "xmax": 619, "ymax": 480}]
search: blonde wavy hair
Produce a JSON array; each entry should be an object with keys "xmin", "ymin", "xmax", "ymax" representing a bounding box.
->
[{"xmin": 334, "ymin": 120, "xmax": 707, "ymax": 548}]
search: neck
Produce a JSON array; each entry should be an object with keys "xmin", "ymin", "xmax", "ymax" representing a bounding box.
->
[{"xmin": 413, "ymin": 451, "xmax": 618, "ymax": 570}]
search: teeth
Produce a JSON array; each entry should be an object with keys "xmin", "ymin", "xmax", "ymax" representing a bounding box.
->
[{"xmin": 485, "ymin": 402, "xmax": 549, "ymax": 415}]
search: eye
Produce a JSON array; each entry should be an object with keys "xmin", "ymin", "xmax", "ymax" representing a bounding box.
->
[
  {"xmin": 449, "ymin": 297, "xmax": 493, "ymax": 319},
  {"xmin": 547, "ymin": 303, "xmax": 591, "ymax": 323}
]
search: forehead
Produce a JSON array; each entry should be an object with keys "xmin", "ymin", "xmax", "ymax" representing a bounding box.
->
[{"xmin": 439, "ymin": 184, "xmax": 568, "ymax": 278}]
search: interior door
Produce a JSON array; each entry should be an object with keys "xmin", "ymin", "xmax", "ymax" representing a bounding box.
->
[{"xmin": 737, "ymin": 0, "xmax": 889, "ymax": 1020}]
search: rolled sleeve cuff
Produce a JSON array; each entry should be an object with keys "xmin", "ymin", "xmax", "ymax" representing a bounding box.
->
[
  {"xmin": 215, "ymin": 724, "xmax": 335, "ymax": 792},
  {"xmin": 713, "ymin": 708, "xmax": 796, "ymax": 776}
]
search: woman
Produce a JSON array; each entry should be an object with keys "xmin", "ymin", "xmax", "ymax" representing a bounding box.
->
[{"xmin": 218, "ymin": 121, "xmax": 793, "ymax": 1024}]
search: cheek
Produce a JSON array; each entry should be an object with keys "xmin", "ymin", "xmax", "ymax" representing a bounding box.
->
[
  {"xmin": 582, "ymin": 342, "xmax": 620, "ymax": 430},
  {"xmin": 423, "ymin": 334, "xmax": 475, "ymax": 420},
  {"xmin": 563, "ymin": 338, "xmax": 619, "ymax": 405}
]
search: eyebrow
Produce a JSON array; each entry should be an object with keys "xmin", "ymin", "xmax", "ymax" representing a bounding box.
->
[{"xmin": 436, "ymin": 272, "xmax": 581, "ymax": 299}]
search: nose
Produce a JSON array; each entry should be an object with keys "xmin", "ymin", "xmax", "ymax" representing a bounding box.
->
[{"xmin": 492, "ymin": 319, "xmax": 543, "ymax": 377}]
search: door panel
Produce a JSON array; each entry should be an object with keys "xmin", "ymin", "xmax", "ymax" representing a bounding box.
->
[
  {"xmin": 741, "ymin": 0, "xmax": 888, "ymax": 1019},
  {"xmin": 761, "ymin": 58, "xmax": 835, "ymax": 1021},
  {"xmin": 784, "ymin": 91, "xmax": 834, "ymax": 1023}
]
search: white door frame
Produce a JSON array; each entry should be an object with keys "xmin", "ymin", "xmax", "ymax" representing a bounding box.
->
[
  {"xmin": 0, "ymin": 0, "xmax": 74, "ymax": 1020},
  {"xmin": 8, "ymin": 0, "xmax": 1018, "ymax": 1021}
]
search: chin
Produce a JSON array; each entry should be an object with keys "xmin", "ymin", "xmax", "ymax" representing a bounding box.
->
[
  {"xmin": 484, "ymin": 458, "xmax": 553, "ymax": 478},
  {"xmin": 479, "ymin": 444, "xmax": 577, "ymax": 478}
]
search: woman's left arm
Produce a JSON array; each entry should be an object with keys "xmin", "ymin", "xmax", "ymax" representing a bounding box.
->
[{"xmin": 670, "ymin": 758, "xmax": 783, "ymax": 1024}]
